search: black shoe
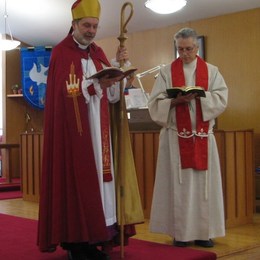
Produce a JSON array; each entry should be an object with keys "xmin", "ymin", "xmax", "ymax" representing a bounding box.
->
[
  {"xmin": 173, "ymin": 239, "xmax": 189, "ymax": 247},
  {"xmin": 194, "ymin": 239, "xmax": 214, "ymax": 248},
  {"xmin": 86, "ymin": 246, "xmax": 110, "ymax": 260},
  {"xmin": 68, "ymin": 250, "xmax": 91, "ymax": 260}
]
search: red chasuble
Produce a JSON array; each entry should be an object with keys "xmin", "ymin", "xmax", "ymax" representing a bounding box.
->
[
  {"xmin": 37, "ymin": 35, "xmax": 112, "ymax": 251},
  {"xmin": 171, "ymin": 56, "xmax": 209, "ymax": 170}
]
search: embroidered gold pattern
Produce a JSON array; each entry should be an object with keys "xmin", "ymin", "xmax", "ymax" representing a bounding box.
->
[
  {"xmin": 66, "ymin": 62, "xmax": 83, "ymax": 135},
  {"xmin": 102, "ymin": 127, "xmax": 111, "ymax": 173}
]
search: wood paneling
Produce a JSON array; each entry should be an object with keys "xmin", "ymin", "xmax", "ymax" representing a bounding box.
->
[
  {"xmin": 130, "ymin": 130, "xmax": 254, "ymax": 228},
  {"xmin": 130, "ymin": 131, "xmax": 159, "ymax": 217},
  {"xmin": 220, "ymin": 130, "xmax": 254, "ymax": 227},
  {"xmin": 255, "ymin": 134, "xmax": 260, "ymax": 168},
  {"xmin": 20, "ymin": 130, "xmax": 254, "ymax": 227},
  {"xmin": 0, "ymin": 143, "xmax": 20, "ymax": 183},
  {"xmin": 20, "ymin": 133, "xmax": 43, "ymax": 202}
]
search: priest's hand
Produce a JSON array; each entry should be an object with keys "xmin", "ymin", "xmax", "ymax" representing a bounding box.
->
[
  {"xmin": 116, "ymin": 46, "xmax": 129, "ymax": 63},
  {"xmin": 98, "ymin": 74, "xmax": 122, "ymax": 89},
  {"xmin": 170, "ymin": 93, "xmax": 198, "ymax": 108}
]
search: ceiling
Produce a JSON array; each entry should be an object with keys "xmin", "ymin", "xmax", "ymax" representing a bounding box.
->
[{"xmin": 0, "ymin": 0, "xmax": 259, "ymax": 47}]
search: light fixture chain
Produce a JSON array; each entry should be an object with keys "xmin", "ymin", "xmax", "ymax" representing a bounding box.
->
[{"xmin": 0, "ymin": 0, "xmax": 21, "ymax": 50}]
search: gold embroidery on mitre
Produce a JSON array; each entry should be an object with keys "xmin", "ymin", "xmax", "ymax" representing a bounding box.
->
[
  {"xmin": 66, "ymin": 62, "xmax": 83, "ymax": 135},
  {"xmin": 71, "ymin": 0, "xmax": 101, "ymax": 20}
]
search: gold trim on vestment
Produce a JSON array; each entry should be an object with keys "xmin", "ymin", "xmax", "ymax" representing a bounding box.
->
[{"xmin": 66, "ymin": 62, "xmax": 83, "ymax": 135}]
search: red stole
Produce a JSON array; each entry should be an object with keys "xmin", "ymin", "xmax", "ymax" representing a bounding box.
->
[
  {"xmin": 171, "ymin": 56, "xmax": 209, "ymax": 170},
  {"xmin": 90, "ymin": 48, "xmax": 113, "ymax": 182}
]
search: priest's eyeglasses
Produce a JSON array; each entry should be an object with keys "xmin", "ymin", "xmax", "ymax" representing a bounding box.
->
[{"xmin": 177, "ymin": 46, "xmax": 196, "ymax": 53}]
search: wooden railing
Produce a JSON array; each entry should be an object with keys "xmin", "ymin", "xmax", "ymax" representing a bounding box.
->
[
  {"xmin": 20, "ymin": 133, "xmax": 43, "ymax": 202},
  {"xmin": 20, "ymin": 129, "xmax": 254, "ymax": 228},
  {"xmin": 0, "ymin": 143, "xmax": 20, "ymax": 183},
  {"xmin": 215, "ymin": 129, "xmax": 254, "ymax": 227},
  {"xmin": 130, "ymin": 129, "xmax": 254, "ymax": 228}
]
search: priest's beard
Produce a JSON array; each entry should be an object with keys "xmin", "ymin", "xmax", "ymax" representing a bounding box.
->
[{"xmin": 73, "ymin": 31, "xmax": 94, "ymax": 46}]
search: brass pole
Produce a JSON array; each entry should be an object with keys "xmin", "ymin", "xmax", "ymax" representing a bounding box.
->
[{"xmin": 117, "ymin": 2, "xmax": 134, "ymax": 259}]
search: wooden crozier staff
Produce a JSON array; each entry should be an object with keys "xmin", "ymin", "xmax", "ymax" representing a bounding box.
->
[
  {"xmin": 110, "ymin": 3, "xmax": 143, "ymax": 259},
  {"xmin": 117, "ymin": 2, "xmax": 133, "ymax": 259}
]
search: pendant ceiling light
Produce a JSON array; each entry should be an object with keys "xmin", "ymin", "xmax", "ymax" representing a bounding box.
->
[
  {"xmin": 145, "ymin": 0, "xmax": 187, "ymax": 14},
  {"xmin": 0, "ymin": 0, "xmax": 20, "ymax": 51}
]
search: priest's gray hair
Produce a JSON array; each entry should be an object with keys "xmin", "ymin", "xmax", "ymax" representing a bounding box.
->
[{"xmin": 174, "ymin": 28, "xmax": 198, "ymax": 46}]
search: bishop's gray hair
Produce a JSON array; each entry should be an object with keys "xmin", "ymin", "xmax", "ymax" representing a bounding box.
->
[{"xmin": 174, "ymin": 28, "xmax": 198, "ymax": 46}]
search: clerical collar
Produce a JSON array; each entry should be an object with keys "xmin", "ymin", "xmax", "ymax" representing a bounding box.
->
[
  {"xmin": 183, "ymin": 57, "xmax": 197, "ymax": 69},
  {"xmin": 72, "ymin": 36, "xmax": 90, "ymax": 50}
]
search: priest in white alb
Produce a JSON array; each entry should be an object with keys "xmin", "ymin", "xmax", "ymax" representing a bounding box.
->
[{"xmin": 148, "ymin": 27, "xmax": 228, "ymax": 248}]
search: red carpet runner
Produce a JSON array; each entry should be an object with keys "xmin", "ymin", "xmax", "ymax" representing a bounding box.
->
[
  {"xmin": 0, "ymin": 213, "xmax": 216, "ymax": 259},
  {"xmin": 0, "ymin": 190, "xmax": 22, "ymax": 200}
]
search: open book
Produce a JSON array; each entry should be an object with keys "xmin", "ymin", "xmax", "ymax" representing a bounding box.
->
[
  {"xmin": 86, "ymin": 66, "xmax": 137, "ymax": 80},
  {"xmin": 166, "ymin": 86, "xmax": 206, "ymax": 98}
]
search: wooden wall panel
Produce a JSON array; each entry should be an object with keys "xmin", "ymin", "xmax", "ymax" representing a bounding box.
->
[
  {"xmin": 130, "ymin": 130, "xmax": 254, "ymax": 227},
  {"xmin": 224, "ymin": 132, "xmax": 236, "ymax": 226},
  {"xmin": 254, "ymin": 133, "xmax": 260, "ymax": 168},
  {"xmin": 20, "ymin": 130, "xmax": 254, "ymax": 228},
  {"xmin": 20, "ymin": 133, "xmax": 43, "ymax": 202},
  {"xmin": 222, "ymin": 130, "xmax": 254, "ymax": 227},
  {"xmin": 245, "ymin": 131, "xmax": 255, "ymax": 214},
  {"xmin": 236, "ymin": 132, "xmax": 247, "ymax": 221},
  {"xmin": 130, "ymin": 132, "xmax": 159, "ymax": 217}
]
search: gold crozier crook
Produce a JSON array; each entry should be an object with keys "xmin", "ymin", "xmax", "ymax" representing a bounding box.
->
[{"xmin": 118, "ymin": 2, "xmax": 134, "ymax": 50}]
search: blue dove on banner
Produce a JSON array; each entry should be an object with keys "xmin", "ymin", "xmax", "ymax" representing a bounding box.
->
[
  {"xmin": 29, "ymin": 63, "xmax": 48, "ymax": 85},
  {"xmin": 20, "ymin": 46, "xmax": 52, "ymax": 110}
]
